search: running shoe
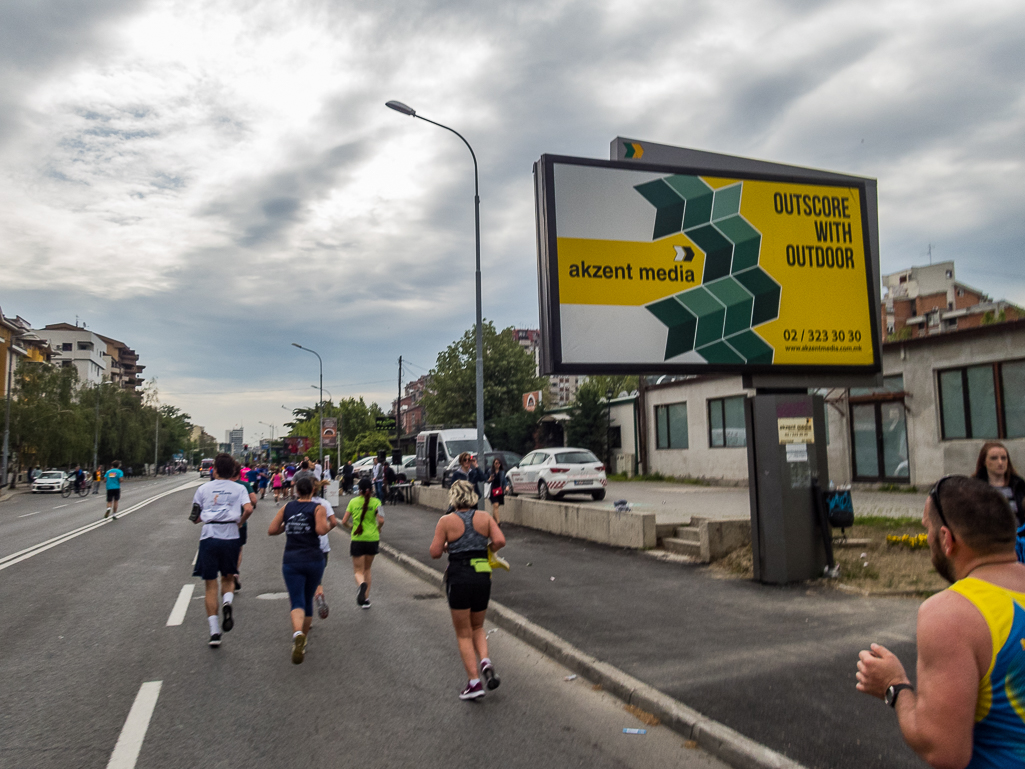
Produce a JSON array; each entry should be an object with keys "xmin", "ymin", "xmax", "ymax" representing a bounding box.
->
[
  {"xmin": 291, "ymin": 633, "xmax": 307, "ymax": 664},
  {"xmin": 104, "ymin": 507, "xmax": 111, "ymax": 518},
  {"xmin": 315, "ymin": 593, "xmax": 329, "ymax": 619},
  {"xmin": 459, "ymin": 680, "xmax": 485, "ymax": 700},
  {"xmin": 209, "ymin": 633, "xmax": 221, "ymax": 648},
  {"xmin": 361, "ymin": 600, "xmax": 372, "ymax": 610},
  {"xmin": 357, "ymin": 582, "xmax": 367, "ymax": 606},
  {"xmin": 222, "ymin": 603, "xmax": 234, "ymax": 632},
  {"xmin": 480, "ymin": 660, "xmax": 501, "ymax": 690}
]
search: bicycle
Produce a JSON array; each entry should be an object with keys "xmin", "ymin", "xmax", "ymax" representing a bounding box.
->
[{"xmin": 61, "ymin": 479, "xmax": 91, "ymax": 498}]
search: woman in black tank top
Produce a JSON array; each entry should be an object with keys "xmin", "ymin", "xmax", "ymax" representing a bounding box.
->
[
  {"xmin": 268, "ymin": 476, "xmax": 329, "ymax": 664},
  {"xmin": 429, "ymin": 480, "xmax": 506, "ymax": 700}
]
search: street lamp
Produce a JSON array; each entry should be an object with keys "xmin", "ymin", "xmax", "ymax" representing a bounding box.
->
[
  {"xmin": 310, "ymin": 385, "xmax": 337, "ymax": 476},
  {"xmin": 386, "ymin": 100, "xmax": 485, "ymax": 466},
  {"xmin": 258, "ymin": 420, "xmax": 276, "ymax": 462},
  {"xmin": 291, "ymin": 343, "xmax": 323, "ymax": 464}
]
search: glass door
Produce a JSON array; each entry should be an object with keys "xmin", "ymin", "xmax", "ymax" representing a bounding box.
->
[{"xmin": 850, "ymin": 401, "xmax": 910, "ymax": 482}]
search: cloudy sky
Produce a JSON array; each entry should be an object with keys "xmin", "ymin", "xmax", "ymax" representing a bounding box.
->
[{"xmin": 2, "ymin": 0, "xmax": 1023, "ymax": 442}]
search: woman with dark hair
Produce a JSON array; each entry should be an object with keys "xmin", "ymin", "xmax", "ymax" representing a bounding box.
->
[
  {"xmin": 430, "ymin": 480, "xmax": 506, "ymax": 700},
  {"xmin": 485, "ymin": 457, "xmax": 506, "ymax": 526},
  {"xmin": 341, "ymin": 477, "xmax": 384, "ymax": 609},
  {"xmin": 974, "ymin": 442, "xmax": 1025, "ymax": 524},
  {"xmin": 975, "ymin": 441, "xmax": 1025, "ymax": 562},
  {"xmin": 267, "ymin": 475, "xmax": 329, "ymax": 664}
]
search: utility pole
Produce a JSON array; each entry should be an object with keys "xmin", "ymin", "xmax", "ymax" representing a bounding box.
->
[
  {"xmin": 154, "ymin": 409, "xmax": 159, "ymax": 476},
  {"xmin": 396, "ymin": 356, "xmax": 403, "ymax": 459},
  {"xmin": 1, "ymin": 345, "xmax": 15, "ymax": 490},
  {"xmin": 92, "ymin": 383, "xmax": 100, "ymax": 472}
]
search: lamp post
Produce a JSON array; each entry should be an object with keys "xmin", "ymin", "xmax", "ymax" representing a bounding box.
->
[
  {"xmin": 309, "ymin": 385, "xmax": 337, "ymax": 476},
  {"xmin": 292, "ymin": 344, "xmax": 323, "ymax": 464},
  {"xmin": 258, "ymin": 421, "xmax": 275, "ymax": 462},
  {"xmin": 386, "ymin": 100, "xmax": 485, "ymax": 466}
]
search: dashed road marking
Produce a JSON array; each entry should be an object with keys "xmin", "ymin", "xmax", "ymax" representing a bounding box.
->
[
  {"xmin": 18, "ymin": 511, "xmax": 42, "ymax": 518},
  {"xmin": 106, "ymin": 680, "xmax": 162, "ymax": 769},
  {"xmin": 166, "ymin": 584, "xmax": 195, "ymax": 626},
  {"xmin": 53, "ymin": 504, "xmax": 68, "ymax": 510}
]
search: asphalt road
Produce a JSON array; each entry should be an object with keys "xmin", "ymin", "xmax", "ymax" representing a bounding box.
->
[
  {"xmin": 0, "ymin": 480, "xmax": 727, "ymax": 769},
  {"xmin": 380, "ymin": 501, "xmax": 929, "ymax": 769}
]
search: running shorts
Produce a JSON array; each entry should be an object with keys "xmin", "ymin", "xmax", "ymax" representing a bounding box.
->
[
  {"xmin": 349, "ymin": 540, "xmax": 380, "ymax": 557},
  {"xmin": 238, "ymin": 522, "xmax": 248, "ymax": 547},
  {"xmin": 193, "ymin": 537, "xmax": 241, "ymax": 580},
  {"xmin": 445, "ymin": 559, "xmax": 491, "ymax": 612},
  {"xmin": 106, "ymin": 488, "xmax": 121, "ymax": 502}
]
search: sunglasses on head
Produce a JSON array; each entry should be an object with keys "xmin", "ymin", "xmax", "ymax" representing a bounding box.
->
[{"xmin": 929, "ymin": 475, "xmax": 959, "ymax": 542}]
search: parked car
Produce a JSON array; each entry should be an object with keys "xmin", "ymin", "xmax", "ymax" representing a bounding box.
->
[
  {"xmin": 505, "ymin": 447, "xmax": 607, "ymax": 501},
  {"xmin": 395, "ymin": 454, "xmax": 416, "ymax": 481},
  {"xmin": 351, "ymin": 456, "xmax": 376, "ymax": 479},
  {"xmin": 32, "ymin": 470, "xmax": 69, "ymax": 494},
  {"xmin": 441, "ymin": 450, "xmax": 522, "ymax": 488}
]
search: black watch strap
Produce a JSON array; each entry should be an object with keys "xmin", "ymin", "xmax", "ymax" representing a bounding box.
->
[{"xmin": 886, "ymin": 683, "xmax": 914, "ymax": 707}]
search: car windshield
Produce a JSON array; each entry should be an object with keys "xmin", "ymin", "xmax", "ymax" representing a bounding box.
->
[
  {"xmin": 554, "ymin": 451, "xmax": 600, "ymax": 465},
  {"xmin": 38, "ymin": 472, "xmax": 63, "ymax": 479},
  {"xmin": 444, "ymin": 439, "xmax": 493, "ymax": 457}
]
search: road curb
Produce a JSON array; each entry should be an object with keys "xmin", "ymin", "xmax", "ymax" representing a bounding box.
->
[{"xmin": 379, "ymin": 541, "xmax": 807, "ymax": 769}]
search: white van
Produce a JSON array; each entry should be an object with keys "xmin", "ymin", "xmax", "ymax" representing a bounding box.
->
[{"xmin": 415, "ymin": 429, "xmax": 492, "ymax": 485}]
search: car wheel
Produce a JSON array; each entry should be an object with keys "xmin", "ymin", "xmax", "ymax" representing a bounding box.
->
[
  {"xmin": 591, "ymin": 490, "xmax": 606, "ymax": 501},
  {"xmin": 537, "ymin": 480, "xmax": 550, "ymax": 501}
]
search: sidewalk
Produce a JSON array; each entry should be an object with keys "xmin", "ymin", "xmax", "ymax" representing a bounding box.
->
[
  {"xmin": 596, "ymin": 481, "xmax": 927, "ymax": 526},
  {"xmin": 380, "ymin": 501, "xmax": 928, "ymax": 769}
]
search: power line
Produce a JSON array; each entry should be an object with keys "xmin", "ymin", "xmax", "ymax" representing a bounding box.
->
[{"xmin": 161, "ymin": 379, "xmax": 393, "ymax": 396}]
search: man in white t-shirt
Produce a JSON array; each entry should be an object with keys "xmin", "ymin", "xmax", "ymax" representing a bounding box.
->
[
  {"xmin": 191, "ymin": 453, "xmax": 253, "ymax": 648},
  {"xmin": 312, "ymin": 494, "xmax": 337, "ymax": 620}
]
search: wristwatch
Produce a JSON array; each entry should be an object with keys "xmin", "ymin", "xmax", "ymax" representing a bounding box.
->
[{"xmin": 885, "ymin": 683, "xmax": 914, "ymax": 707}]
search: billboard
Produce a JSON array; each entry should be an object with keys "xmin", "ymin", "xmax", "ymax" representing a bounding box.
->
[
  {"xmin": 321, "ymin": 418, "xmax": 337, "ymax": 449},
  {"xmin": 284, "ymin": 436, "xmax": 312, "ymax": 455},
  {"xmin": 534, "ymin": 154, "xmax": 881, "ymax": 376}
]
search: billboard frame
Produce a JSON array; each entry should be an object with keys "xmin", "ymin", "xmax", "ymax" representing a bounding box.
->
[{"xmin": 534, "ymin": 152, "xmax": 882, "ymax": 378}]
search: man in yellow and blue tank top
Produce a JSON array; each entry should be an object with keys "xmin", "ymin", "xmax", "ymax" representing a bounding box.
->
[{"xmin": 857, "ymin": 475, "xmax": 1025, "ymax": 768}]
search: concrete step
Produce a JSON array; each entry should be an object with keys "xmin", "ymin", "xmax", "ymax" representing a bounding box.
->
[
  {"xmin": 663, "ymin": 537, "xmax": 702, "ymax": 558},
  {"xmin": 674, "ymin": 526, "xmax": 701, "ymax": 543},
  {"xmin": 655, "ymin": 523, "xmax": 677, "ymax": 542}
]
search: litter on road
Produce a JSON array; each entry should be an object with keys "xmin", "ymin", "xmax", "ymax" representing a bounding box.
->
[
  {"xmin": 623, "ymin": 728, "xmax": 647, "ymax": 735},
  {"xmin": 564, "ymin": 674, "xmax": 577, "ymax": 681}
]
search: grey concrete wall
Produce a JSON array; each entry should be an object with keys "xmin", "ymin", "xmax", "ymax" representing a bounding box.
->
[{"xmin": 410, "ymin": 485, "xmax": 657, "ymax": 549}]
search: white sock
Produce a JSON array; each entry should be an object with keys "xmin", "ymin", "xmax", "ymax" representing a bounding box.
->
[
  {"xmin": 481, "ymin": 657, "xmax": 491, "ymax": 667},
  {"xmin": 222, "ymin": 592, "xmax": 234, "ymax": 605},
  {"xmin": 208, "ymin": 615, "xmax": 220, "ymax": 635},
  {"xmin": 293, "ymin": 630, "xmax": 303, "ymax": 639},
  {"xmin": 469, "ymin": 678, "xmax": 480, "ymax": 686}
]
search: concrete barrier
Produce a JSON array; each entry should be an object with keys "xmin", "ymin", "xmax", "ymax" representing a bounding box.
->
[
  {"xmin": 691, "ymin": 516, "xmax": 751, "ymax": 562},
  {"xmin": 410, "ymin": 484, "xmax": 657, "ymax": 549}
]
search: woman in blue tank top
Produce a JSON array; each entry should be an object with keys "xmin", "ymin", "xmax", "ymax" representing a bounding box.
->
[
  {"xmin": 430, "ymin": 480, "xmax": 506, "ymax": 700},
  {"xmin": 268, "ymin": 476, "xmax": 329, "ymax": 664}
]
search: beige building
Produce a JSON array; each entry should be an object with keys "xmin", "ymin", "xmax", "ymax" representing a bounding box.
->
[{"xmin": 635, "ymin": 319, "xmax": 1025, "ymax": 487}]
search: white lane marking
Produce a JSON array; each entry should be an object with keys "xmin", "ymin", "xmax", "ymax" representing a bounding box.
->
[
  {"xmin": 75, "ymin": 499, "xmax": 89, "ymax": 504},
  {"xmin": 106, "ymin": 680, "xmax": 162, "ymax": 769},
  {"xmin": 191, "ymin": 549, "xmax": 198, "ymax": 566},
  {"xmin": 166, "ymin": 584, "xmax": 195, "ymax": 626},
  {"xmin": 256, "ymin": 592, "xmax": 290, "ymax": 600},
  {"xmin": 0, "ymin": 481, "xmax": 202, "ymax": 572},
  {"xmin": 53, "ymin": 504, "xmax": 68, "ymax": 510},
  {"xmin": 18, "ymin": 511, "xmax": 42, "ymax": 518}
]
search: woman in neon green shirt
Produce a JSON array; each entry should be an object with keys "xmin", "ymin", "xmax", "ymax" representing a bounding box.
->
[{"xmin": 341, "ymin": 478, "xmax": 384, "ymax": 609}]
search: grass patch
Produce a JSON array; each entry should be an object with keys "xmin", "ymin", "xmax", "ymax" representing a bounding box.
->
[
  {"xmin": 877, "ymin": 484, "xmax": 920, "ymax": 493},
  {"xmin": 709, "ymin": 516, "xmax": 946, "ymax": 594},
  {"xmin": 606, "ymin": 472, "xmax": 709, "ymax": 485}
]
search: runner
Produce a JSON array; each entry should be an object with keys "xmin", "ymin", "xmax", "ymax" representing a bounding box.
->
[
  {"xmin": 232, "ymin": 462, "xmax": 258, "ymax": 592},
  {"xmin": 430, "ymin": 480, "xmax": 506, "ymax": 700},
  {"xmin": 284, "ymin": 462, "xmax": 297, "ymax": 499},
  {"xmin": 104, "ymin": 461, "xmax": 124, "ymax": 519},
  {"xmin": 258, "ymin": 464, "xmax": 270, "ymax": 500},
  {"xmin": 311, "ymin": 491, "xmax": 339, "ymax": 620},
  {"xmin": 191, "ymin": 453, "xmax": 253, "ymax": 648},
  {"xmin": 271, "ymin": 467, "xmax": 283, "ymax": 502},
  {"xmin": 267, "ymin": 475, "xmax": 328, "ymax": 664},
  {"xmin": 340, "ymin": 478, "xmax": 384, "ymax": 609}
]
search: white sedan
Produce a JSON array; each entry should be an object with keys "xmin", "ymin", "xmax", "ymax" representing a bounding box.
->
[
  {"xmin": 31, "ymin": 471, "xmax": 69, "ymax": 493},
  {"xmin": 506, "ymin": 448, "xmax": 607, "ymax": 502}
]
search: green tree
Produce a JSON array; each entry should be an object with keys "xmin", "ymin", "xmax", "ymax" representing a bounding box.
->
[
  {"xmin": 285, "ymin": 397, "xmax": 387, "ymax": 460},
  {"xmin": 565, "ymin": 382, "xmax": 613, "ymax": 461},
  {"xmin": 422, "ymin": 322, "xmax": 545, "ymax": 426}
]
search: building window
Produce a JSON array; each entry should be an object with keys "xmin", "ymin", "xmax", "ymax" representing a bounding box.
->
[
  {"xmin": 938, "ymin": 363, "xmax": 1017, "ymax": 440},
  {"xmin": 708, "ymin": 396, "xmax": 746, "ymax": 447},
  {"xmin": 608, "ymin": 425, "xmax": 622, "ymax": 450},
  {"xmin": 77, "ymin": 341, "xmax": 93, "ymax": 351},
  {"xmin": 655, "ymin": 402, "xmax": 688, "ymax": 449},
  {"xmin": 62, "ymin": 343, "xmax": 73, "ymax": 351},
  {"xmin": 945, "ymin": 270, "xmax": 953, "ymax": 278}
]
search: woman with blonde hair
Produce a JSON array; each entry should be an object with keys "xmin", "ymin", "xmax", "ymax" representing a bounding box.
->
[{"xmin": 430, "ymin": 480, "xmax": 506, "ymax": 700}]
